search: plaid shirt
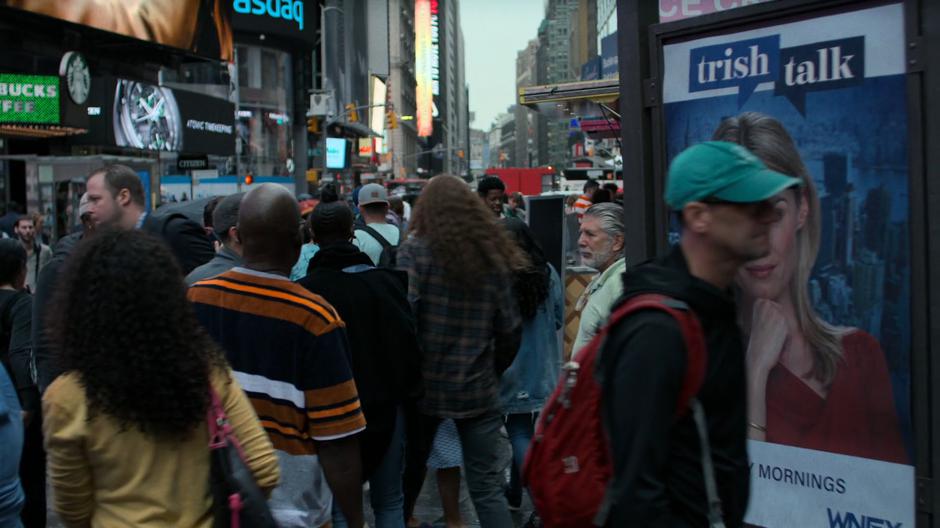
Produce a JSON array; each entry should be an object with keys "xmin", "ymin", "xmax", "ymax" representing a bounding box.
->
[{"xmin": 397, "ymin": 236, "xmax": 522, "ymax": 418}]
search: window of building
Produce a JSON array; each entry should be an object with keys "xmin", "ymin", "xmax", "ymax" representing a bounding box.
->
[{"xmin": 236, "ymin": 45, "xmax": 294, "ymax": 179}]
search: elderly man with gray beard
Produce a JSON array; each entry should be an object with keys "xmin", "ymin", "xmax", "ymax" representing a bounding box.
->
[{"xmin": 572, "ymin": 202, "xmax": 626, "ymax": 353}]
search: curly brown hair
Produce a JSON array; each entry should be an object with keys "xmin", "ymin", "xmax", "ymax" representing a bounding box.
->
[
  {"xmin": 50, "ymin": 229, "xmax": 228, "ymax": 439},
  {"xmin": 409, "ymin": 175, "xmax": 529, "ymax": 287}
]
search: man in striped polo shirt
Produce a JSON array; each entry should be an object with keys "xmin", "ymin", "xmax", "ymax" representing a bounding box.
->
[
  {"xmin": 189, "ymin": 184, "xmax": 366, "ymax": 528},
  {"xmin": 573, "ymin": 178, "xmax": 600, "ymax": 221}
]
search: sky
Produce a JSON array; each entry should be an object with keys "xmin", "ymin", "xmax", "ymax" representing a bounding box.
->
[{"xmin": 459, "ymin": 0, "xmax": 545, "ymax": 131}]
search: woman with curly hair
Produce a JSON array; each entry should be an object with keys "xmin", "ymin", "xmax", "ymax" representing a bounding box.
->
[
  {"xmin": 400, "ymin": 175, "xmax": 527, "ymax": 528},
  {"xmin": 42, "ymin": 230, "xmax": 279, "ymax": 527},
  {"xmin": 498, "ymin": 218, "xmax": 563, "ymax": 517}
]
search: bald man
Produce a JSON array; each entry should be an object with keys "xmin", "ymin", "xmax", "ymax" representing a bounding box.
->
[{"xmin": 189, "ymin": 184, "xmax": 366, "ymax": 528}]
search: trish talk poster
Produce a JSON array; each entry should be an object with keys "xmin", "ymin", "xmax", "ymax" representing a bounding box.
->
[{"xmin": 662, "ymin": 3, "xmax": 913, "ymax": 526}]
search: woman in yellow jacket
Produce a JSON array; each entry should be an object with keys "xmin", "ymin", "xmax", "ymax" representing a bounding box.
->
[{"xmin": 42, "ymin": 230, "xmax": 279, "ymax": 527}]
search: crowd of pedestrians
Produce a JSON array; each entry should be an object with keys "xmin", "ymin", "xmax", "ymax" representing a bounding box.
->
[{"xmin": 0, "ymin": 112, "xmax": 819, "ymax": 528}]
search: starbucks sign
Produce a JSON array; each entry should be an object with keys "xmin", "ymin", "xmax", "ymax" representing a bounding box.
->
[{"xmin": 0, "ymin": 74, "xmax": 60, "ymax": 124}]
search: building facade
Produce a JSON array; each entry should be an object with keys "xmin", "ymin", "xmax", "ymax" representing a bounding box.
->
[
  {"xmin": 515, "ymin": 38, "xmax": 543, "ymax": 168},
  {"xmin": 389, "ymin": 0, "xmax": 419, "ymax": 177},
  {"xmin": 543, "ymin": 0, "xmax": 575, "ymax": 170}
]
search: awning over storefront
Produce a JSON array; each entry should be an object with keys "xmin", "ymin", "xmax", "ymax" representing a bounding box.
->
[
  {"xmin": 518, "ymin": 79, "xmax": 620, "ymax": 106},
  {"xmin": 0, "ymin": 124, "xmax": 88, "ymax": 138},
  {"xmin": 325, "ymin": 120, "xmax": 383, "ymax": 138}
]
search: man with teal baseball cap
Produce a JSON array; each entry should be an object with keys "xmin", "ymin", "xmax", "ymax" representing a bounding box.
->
[
  {"xmin": 665, "ymin": 141, "xmax": 802, "ymax": 210},
  {"xmin": 595, "ymin": 140, "xmax": 801, "ymax": 526}
]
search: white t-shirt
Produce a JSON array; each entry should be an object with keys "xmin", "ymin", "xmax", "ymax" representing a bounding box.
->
[{"xmin": 354, "ymin": 223, "xmax": 401, "ymax": 265}]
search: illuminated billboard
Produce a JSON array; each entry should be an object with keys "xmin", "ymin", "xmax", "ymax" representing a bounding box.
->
[
  {"xmin": 415, "ymin": 0, "xmax": 433, "ymax": 137},
  {"xmin": 326, "ymin": 137, "xmax": 347, "ymax": 169},
  {"xmin": 0, "ymin": 74, "xmax": 59, "ymax": 124},
  {"xmin": 370, "ymin": 76, "xmax": 386, "ymax": 136},
  {"xmin": 4, "ymin": 0, "xmax": 234, "ymax": 61}
]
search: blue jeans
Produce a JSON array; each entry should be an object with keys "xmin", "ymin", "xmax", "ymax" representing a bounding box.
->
[
  {"xmin": 504, "ymin": 413, "xmax": 537, "ymax": 500},
  {"xmin": 333, "ymin": 408, "xmax": 406, "ymax": 528}
]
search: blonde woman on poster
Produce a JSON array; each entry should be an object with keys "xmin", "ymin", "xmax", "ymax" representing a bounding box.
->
[{"xmin": 713, "ymin": 112, "xmax": 907, "ymax": 464}]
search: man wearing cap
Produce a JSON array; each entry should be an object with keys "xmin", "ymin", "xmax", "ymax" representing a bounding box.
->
[
  {"xmin": 597, "ymin": 141, "xmax": 801, "ymax": 527},
  {"xmin": 185, "ymin": 193, "xmax": 244, "ymax": 286},
  {"xmin": 353, "ymin": 183, "xmax": 400, "ymax": 266}
]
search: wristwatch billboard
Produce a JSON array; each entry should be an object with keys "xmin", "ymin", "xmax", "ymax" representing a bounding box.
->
[{"xmin": 113, "ymin": 79, "xmax": 182, "ymax": 151}]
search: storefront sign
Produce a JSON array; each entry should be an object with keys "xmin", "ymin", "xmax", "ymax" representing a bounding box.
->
[
  {"xmin": 231, "ymin": 0, "xmax": 315, "ymax": 43},
  {"xmin": 0, "ymin": 74, "xmax": 59, "ymax": 124},
  {"xmin": 415, "ymin": 0, "xmax": 434, "ymax": 137},
  {"xmin": 662, "ymin": 3, "xmax": 913, "ymax": 525},
  {"xmin": 233, "ymin": 0, "xmax": 304, "ymax": 29},
  {"xmin": 178, "ymin": 154, "xmax": 210, "ymax": 171},
  {"xmin": 659, "ymin": 0, "xmax": 776, "ymax": 23}
]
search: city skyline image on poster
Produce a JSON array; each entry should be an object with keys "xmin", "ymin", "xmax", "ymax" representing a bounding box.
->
[{"xmin": 662, "ymin": 3, "xmax": 913, "ymax": 526}]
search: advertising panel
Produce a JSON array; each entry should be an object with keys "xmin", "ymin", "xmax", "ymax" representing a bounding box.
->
[
  {"xmin": 0, "ymin": 74, "xmax": 59, "ymax": 124},
  {"xmin": 661, "ymin": 3, "xmax": 913, "ymax": 526},
  {"xmin": 415, "ymin": 0, "xmax": 434, "ymax": 137},
  {"xmin": 370, "ymin": 76, "xmax": 387, "ymax": 137},
  {"xmin": 326, "ymin": 137, "xmax": 347, "ymax": 169},
  {"xmin": 659, "ymin": 0, "xmax": 776, "ymax": 22},
  {"xmin": 3, "ymin": 0, "xmax": 234, "ymax": 61},
  {"xmin": 601, "ymin": 32, "xmax": 618, "ymax": 79},
  {"xmin": 581, "ymin": 56, "xmax": 602, "ymax": 81},
  {"xmin": 82, "ymin": 77, "xmax": 235, "ymax": 156}
]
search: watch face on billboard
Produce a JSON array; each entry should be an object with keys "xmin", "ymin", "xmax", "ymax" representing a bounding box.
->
[
  {"xmin": 113, "ymin": 80, "xmax": 183, "ymax": 152},
  {"xmin": 0, "ymin": 74, "xmax": 59, "ymax": 124},
  {"xmin": 326, "ymin": 137, "xmax": 347, "ymax": 169}
]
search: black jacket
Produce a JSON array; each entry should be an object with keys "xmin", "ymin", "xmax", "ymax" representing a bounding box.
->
[
  {"xmin": 32, "ymin": 231, "xmax": 82, "ymax": 391},
  {"xmin": 142, "ymin": 212, "xmax": 215, "ymax": 275},
  {"xmin": 297, "ymin": 242, "xmax": 423, "ymax": 477},
  {"xmin": 0, "ymin": 290, "xmax": 36, "ymax": 412},
  {"xmin": 599, "ymin": 246, "xmax": 750, "ymax": 527}
]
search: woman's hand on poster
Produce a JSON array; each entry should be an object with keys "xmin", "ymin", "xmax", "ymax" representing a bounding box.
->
[{"xmin": 746, "ymin": 299, "xmax": 790, "ymax": 379}]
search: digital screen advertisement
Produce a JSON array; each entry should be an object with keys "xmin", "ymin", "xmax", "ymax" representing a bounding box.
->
[
  {"xmin": 81, "ymin": 77, "xmax": 235, "ymax": 156},
  {"xmin": 326, "ymin": 137, "xmax": 347, "ymax": 169},
  {"xmin": 415, "ymin": 0, "xmax": 434, "ymax": 137},
  {"xmin": 0, "ymin": 73, "xmax": 59, "ymax": 124},
  {"xmin": 3, "ymin": 0, "xmax": 234, "ymax": 61},
  {"xmin": 662, "ymin": 3, "xmax": 913, "ymax": 526}
]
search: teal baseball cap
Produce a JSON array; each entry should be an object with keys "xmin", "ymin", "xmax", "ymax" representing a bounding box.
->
[{"xmin": 665, "ymin": 141, "xmax": 802, "ymax": 210}]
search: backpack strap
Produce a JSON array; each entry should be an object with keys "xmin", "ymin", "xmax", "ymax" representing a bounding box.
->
[
  {"xmin": 602, "ymin": 293, "xmax": 707, "ymax": 417},
  {"xmin": 691, "ymin": 398, "xmax": 726, "ymax": 528},
  {"xmin": 359, "ymin": 224, "xmax": 392, "ymax": 249}
]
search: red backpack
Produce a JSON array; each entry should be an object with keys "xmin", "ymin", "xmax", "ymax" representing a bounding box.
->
[{"xmin": 522, "ymin": 293, "xmax": 713, "ymax": 528}]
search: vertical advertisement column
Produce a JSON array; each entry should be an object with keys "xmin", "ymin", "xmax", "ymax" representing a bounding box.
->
[{"xmin": 661, "ymin": 3, "xmax": 913, "ymax": 527}]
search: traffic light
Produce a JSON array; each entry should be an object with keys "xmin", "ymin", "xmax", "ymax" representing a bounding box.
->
[
  {"xmin": 386, "ymin": 110, "xmax": 398, "ymax": 129},
  {"xmin": 345, "ymin": 103, "xmax": 359, "ymax": 123},
  {"xmin": 457, "ymin": 149, "xmax": 465, "ymax": 159},
  {"xmin": 306, "ymin": 117, "xmax": 320, "ymax": 134},
  {"xmin": 244, "ymin": 173, "xmax": 254, "ymax": 186}
]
